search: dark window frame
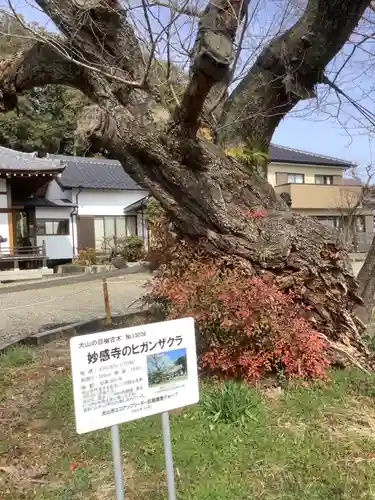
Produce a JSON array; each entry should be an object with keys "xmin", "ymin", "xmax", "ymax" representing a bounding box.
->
[
  {"xmin": 315, "ymin": 175, "xmax": 334, "ymax": 185},
  {"xmin": 315, "ymin": 216, "xmax": 341, "ymax": 229},
  {"xmin": 287, "ymin": 173, "xmax": 305, "ymax": 184},
  {"xmin": 94, "ymin": 215, "xmax": 138, "ymax": 241},
  {"xmin": 36, "ymin": 219, "xmax": 70, "ymax": 236},
  {"xmin": 355, "ymin": 215, "xmax": 366, "ymax": 233}
]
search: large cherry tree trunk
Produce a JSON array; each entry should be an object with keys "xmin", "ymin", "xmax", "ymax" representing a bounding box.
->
[{"xmin": 0, "ymin": 0, "xmax": 373, "ymax": 367}]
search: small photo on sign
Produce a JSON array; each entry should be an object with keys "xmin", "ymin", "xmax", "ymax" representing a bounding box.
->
[{"xmin": 147, "ymin": 348, "xmax": 188, "ymax": 388}]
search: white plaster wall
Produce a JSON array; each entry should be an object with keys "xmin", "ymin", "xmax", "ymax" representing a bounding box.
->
[
  {"xmin": 0, "ymin": 179, "xmax": 9, "ymax": 248},
  {"xmin": 348, "ymin": 253, "xmax": 366, "ymax": 277},
  {"xmin": 75, "ymin": 189, "xmax": 148, "ymax": 216},
  {"xmin": 0, "ymin": 193, "xmax": 7, "ymax": 209},
  {"xmin": 267, "ymin": 162, "xmax": 346, "ymax": 187},
  {"xmin": 71, "ymin": 214, "xmax": 78, "ymax": 257},
  {"xmin": 46, "ymin": 179, "xmax": 72, "ymax": 202},
  {"xmin": 0, "ymin": 213, "xmax": 9, "ymax": 248},
  {"xmin": 35, "ymin": 207, "xmax": 74, "ymax": 260}
]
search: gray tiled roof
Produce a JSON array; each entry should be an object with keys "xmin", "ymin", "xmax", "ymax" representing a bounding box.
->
[
  {"xmin": 0, "ymin": 146, "xmax": 62, "ymax": 171},
  {"xmin": 270, "ymin": 144, "xmax": 353, "ymax": 168},
  {"xmin": 123, "ymin": 196, "xmax": 149, "ymax": 213},
  {"xmin": 51, "ymin": 145, "xmax": 354, "ymax": 190},
  {"xmin": 52, "ymin": 155, "xmax": 141, "ymax": 190}
]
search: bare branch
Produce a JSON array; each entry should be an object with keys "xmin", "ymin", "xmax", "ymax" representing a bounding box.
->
[
  {"xmin": 218, "ymin": 0, "xmax": 371, "ymax": 148},
  {"xmin": 332, "ymin": 165, "xmax": 374, "ymax": 251}
]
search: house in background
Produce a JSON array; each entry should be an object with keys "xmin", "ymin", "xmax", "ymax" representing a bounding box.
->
[
  {"xmin": 0, "ymin": 144, "xmax": 373, "ymax": 270},
  {"xmin": 52, "ymin": 155, "xmax": 149, "ymax": 258},
  {"xmin": 269, "ymin": 144, "xmax": 374, "ymax": 242},
  {"xmin": 0, "ymin": 147, "xmax": 66, "ymax": 266},
  {"xmin": 0, "ymin": 147, "xmax": 148, "ymax": 266}
]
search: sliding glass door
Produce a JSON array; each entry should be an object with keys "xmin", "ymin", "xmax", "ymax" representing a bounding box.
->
[{"xmin": 94, "ymin": 215, "xmax": 138, "ymax": 251}]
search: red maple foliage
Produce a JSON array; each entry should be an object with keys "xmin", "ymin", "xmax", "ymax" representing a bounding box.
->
[{"xmin": 145, "ymin": 215, "xmax": 329, "ymax": 382}]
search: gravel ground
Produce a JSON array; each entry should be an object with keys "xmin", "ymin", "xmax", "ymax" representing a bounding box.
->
[{"xmin": 0, "ymin": 272, "xmax": 151, "ymax": 344}]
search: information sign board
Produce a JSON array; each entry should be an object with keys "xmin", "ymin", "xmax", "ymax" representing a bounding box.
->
[{"xmin": 70, "ymin": 317, "xmax": 199, "ymax": 434}]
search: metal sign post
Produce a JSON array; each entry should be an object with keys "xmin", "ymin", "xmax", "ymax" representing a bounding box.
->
[
  {"xmin": 161, "ymin": 411, "xmax": 176, "ymax": 500},
  {"xmin": 111, "ymin": 425, "xmax": 125, "ymax": 500}
]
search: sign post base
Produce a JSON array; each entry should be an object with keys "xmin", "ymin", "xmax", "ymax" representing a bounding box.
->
[
  {"xmin": 111, "ymin": 424, "xmax": 125, "ymax": 500},
  {"xmin": 161, "ymin": 411, "xmax": 177, "ymax": 500}
]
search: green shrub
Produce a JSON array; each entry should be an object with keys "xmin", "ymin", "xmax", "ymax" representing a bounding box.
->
[
  {"xmin": 201, "ymin": 381, "xmax": 262, "ymax": 425},
  {"xmin": 123, "ymin": 235, "xmax": 145, "ymax": 262},
  {"xmin": 104, "ymin": 235, "xmax": 145, "ymax": 262},
  {"xmin": 73, "ymin": 248, "xmax": 98, "ymax": 265},
  {"xmin": 145, "ymin": 197, "xmax": 164, "ymax": 226}
]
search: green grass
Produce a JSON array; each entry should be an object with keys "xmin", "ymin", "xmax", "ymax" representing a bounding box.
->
[
  {"xmin": 29, "ymin": 467, "xmax": 93, "ymax": 500},
  {"xmin": 201, "ymin": 379, "xmax": 264, "ymax": 426},
  {"xmin": 0, "ymin": 344, "xmax": 36, "ymax": 368},
  {"xmin": 36, "ymin": 371, "xmax": 375, "ymax": 499},
  {"xmin": 0, "ymin": 345, "xmax": 37, "ymax": 402},
  {"xmin": 3, "ymin": 342, "xmax": 375, "ymax": 499}
]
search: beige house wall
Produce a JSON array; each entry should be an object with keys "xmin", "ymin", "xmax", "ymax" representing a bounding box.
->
[
  {"xmin": 273, "ymin": 184, "xmax": 366, "ymax": 211},
  {"xmin": 268, "ymin": 161, "xmax": 373, "ymax": 231},
  {"xmin": 268, "ymin": 162, "xmax": 346, "ymax": 187}
]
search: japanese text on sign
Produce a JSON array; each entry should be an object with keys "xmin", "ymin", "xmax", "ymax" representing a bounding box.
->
[
  {"xmin": 85, "ymin": 335, "xmax": 183, "ymax": 364},
  {"xmin": 70, "ymin": 317, "xmax": 199, "ymax": 434}
]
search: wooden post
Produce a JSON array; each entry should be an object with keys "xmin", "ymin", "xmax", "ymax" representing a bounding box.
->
[
  {"xmin": 42, "ymin": 240, "xmax": 47, "ymax": 269},
  {"xmin": 102, "ymin": 278, "xmax": 112, "ymax": 325}
]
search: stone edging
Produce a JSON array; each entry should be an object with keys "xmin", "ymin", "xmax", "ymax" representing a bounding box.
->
[
  {"xmin": 0, "ymin": 263, "xmax": 150, "ymax": 295},
  {"xmin": 0, "ymin": 309, "xmax": 152, "ymax": 355}
]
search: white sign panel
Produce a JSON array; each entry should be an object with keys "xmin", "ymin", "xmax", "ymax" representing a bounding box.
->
[{"xmin": 70, "ymin": 317, "xmax": 199, "ymax": 434}]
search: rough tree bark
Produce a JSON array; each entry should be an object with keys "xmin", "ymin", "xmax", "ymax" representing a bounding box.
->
[
  {"xmin": 357, "ymin": 238, "xmax": 375, "ymax": 325},
  {"xmin": 0, "ymin": 0, "xmax": 373, "ymax": 367}
]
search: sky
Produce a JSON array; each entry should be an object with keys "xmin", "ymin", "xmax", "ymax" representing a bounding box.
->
[
  {"xmin": 2, "ymin": 0, "xmax": 375, "ymax": 167},
  {"xmin": 273, "ymin": 110, "xmax": 375, "ymax": 167}
]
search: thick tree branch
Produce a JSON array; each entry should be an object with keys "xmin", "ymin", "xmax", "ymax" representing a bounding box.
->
[
  {"xmin": 33, "ymin": 0, "xmax": 145, "ymax": 87},
  {"xmin": 218, "ymin": 0, "xmax": 371, "ymax": 148},
  {"xmin": 6, "ymin": 4, "xmax": 144, "ymax": 90},
  {"xmin": 76, "ymin": 102, "xmax": 282, "ymax": 249},
  {"xmin": 0, "ymin": 41, "xmax": 111, "ymax": 111},
  {"xmin": 173, "ymin": 0, "xmax": 249, "ymax": 135}
]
